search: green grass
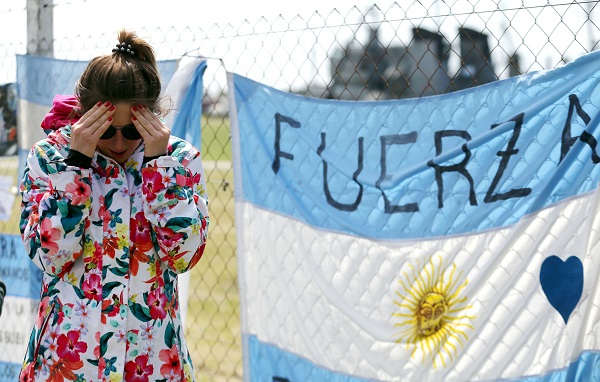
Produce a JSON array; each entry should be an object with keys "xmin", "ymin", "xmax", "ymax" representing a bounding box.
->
[
  {"xmin": 201, "ymin": 115, "xmax": 233, "ymax": 162},
  {"xmin": 0, "ymin": 156, "xmax": 23, "ymax": 236},
  {"xmin": 185, "ymin": 115, "xmax": 242, "ymax": 381}
]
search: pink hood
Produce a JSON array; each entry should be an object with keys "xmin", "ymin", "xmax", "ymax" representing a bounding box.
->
[{"xmin": 41, "ymin": 95, "xmax": 81, "ymax": 133}]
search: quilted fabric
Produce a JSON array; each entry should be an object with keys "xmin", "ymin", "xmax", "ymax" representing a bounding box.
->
[{"xmin": 230, "ymin": 50, "xmax": 600, "ymax": 381}]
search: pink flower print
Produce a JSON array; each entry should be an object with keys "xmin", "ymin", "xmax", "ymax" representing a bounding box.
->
[
  {"xmin": 175, "ymin": 171, "xmax": 200, "ymax": 188},
  {"xmin": 154, "ymin": 226, "xmax": 184, "ymax": 251},
  {"xmin": 116, "ymin": 329, "xmax": 127, "ymax": 343},
  {"xmin": 131, "ymin": 212, "xmax": 153, "ymax": 251},
  {"xmin": 94, "ymin": 331, "xmax": 101, "ymax": 358},
  {"xmin": 56, "ymin": 330, "xmax": 87, "ymax": 363},
  {"xmin": 140, "ymin": 322, "xmax": 156, "ymax": 342},
  {"xmin": 38, "ymin": 356, "xmax": 52, "ymax": 377},
  {"xmin": 82, "ymin": 273, "xmax": 102, "ymax": 302},
  {"xmin": 19, "ymin": 362, "xmax": 35, "ymax": 382},
  {"xmin": 147, "ymin": 289, "xmax": 168, "ymax": 320},
  {"xmin": 35, "ymin": 296, "xmax": 50, "ymax": 327},
  {"xmin": 46, "ymin": 326, "xmax": 60, "ymax": 354},
  {"xmin": 97, "ymin": 195, "xmax": 113, "ymax": 225},
  {"xmin": 142, "ymin": 343, "xmax": 155, "ymax": 358},
  {"xmin": 165, "ymin": 370, "xmax": 181, "ymax": 382},
  {"xmin": 40, "ymin": 218, "xmax": 61, "ymax": 254},
  {"xmin": 76, "ymin": 319, "xmax": 88, "ymax": 335},
  {"xmin": 124, "ymin": 355, "xmax": 154, "ymax": 382},
  {"xmin": 65, "ymin": 175, "xmax": 91, "ymax": 205},
  {"xmin": 175, "ymin": 174, "xmax": 187, "ymax": 187},
  {"xmin": 159, "ymin": 345, "xmax": 182, "ymax": 379},
  {"xmin": 162, "ymin": 173, "xmax": 175, "ymax": 187},
  {"xmin": 74, "ymin": 301, "xmax": 89, "ymax": 320},
  {"xmin": 142, "ymin": 171, "xmax": 166, "ymax": 201},
  {"xmin": 149, "ymin": 206, "xmax": 171, "ymax": 224},
  {"xmin": 98, "ymin": 358, "xmax": 107, "ymax": 380}
]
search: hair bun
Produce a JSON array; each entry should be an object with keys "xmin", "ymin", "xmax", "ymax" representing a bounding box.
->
[{"xmin": 112, "ymin": 41, "xmax": 135, "ymax": 56}]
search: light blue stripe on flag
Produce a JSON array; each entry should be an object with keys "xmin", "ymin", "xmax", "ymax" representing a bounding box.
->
[
  {"xmin": 169, "ymin": 60, "xmax": 207, "ymax": 148},
  {"xmin": 0, "ymin": 362, "xmax": 23, "ymax": 381},
  {"xmin": 0, "ymin": 234, "xmax": 43, "ymax": 299},
  {"xmin": 246, "ymin": 335, "xmax": 600, "ymax": 382},
  {"xmin": 231, "ymin": 50, "xmax": 600, "ymax": 239},
  {"xmin": 16, "ymin": 54, "xmax": 178, "ymax": 105}
]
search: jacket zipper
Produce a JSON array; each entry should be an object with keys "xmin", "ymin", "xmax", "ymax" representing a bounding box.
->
[{"xmin": 32, "ymin": 302, "xmax": 56, "ymax": 370}]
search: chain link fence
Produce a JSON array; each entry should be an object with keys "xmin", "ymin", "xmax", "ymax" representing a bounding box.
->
[{"xmin": 0, "ymin": 0, "xmax": 598, "ymax": 380}]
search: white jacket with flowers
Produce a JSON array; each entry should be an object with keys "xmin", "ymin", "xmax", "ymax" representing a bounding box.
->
[{"xmin": 19, "ymin": 125, "xmax": 209, "ymax": 382}]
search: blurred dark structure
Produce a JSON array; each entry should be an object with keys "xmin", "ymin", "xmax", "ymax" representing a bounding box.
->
[
  {"xmin": 329, "ymin": 25, "xmax": 518, "ymax": 100},
  {"xmin": 454, "ymin": 27, "xmax": 497, "ymax": 90},
  {"xmin": 0, "ymin": 279, "xmax": 5, "ymax": 317},
  {"xmin": 0, "ymin": 84, "xmax": 17, "ymax": 156}
]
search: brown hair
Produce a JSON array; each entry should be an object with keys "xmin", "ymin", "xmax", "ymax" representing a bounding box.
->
[{"xmin": 74, "ymin": 29, "xmax": 164, "ymax": 115}]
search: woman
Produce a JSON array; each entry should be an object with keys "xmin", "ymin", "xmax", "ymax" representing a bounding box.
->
[{"xmin": 19, "ymin": 30, "xmax": 209, "ymax": 382}]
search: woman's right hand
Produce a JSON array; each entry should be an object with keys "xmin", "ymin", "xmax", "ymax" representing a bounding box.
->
[{"xmin": 69, "ymin": 101, "xmax": 115, "ymax": 157}]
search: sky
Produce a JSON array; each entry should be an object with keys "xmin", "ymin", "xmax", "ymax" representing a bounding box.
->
[
  {"xmin": 1, "ymin": 0, "xmax": 393, "ymax": 84},
  {"xmin": 0, "ymin": 1, "xmax": 598, "ymax": 87}
]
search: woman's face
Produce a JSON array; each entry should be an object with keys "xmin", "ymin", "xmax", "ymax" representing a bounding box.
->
[{"xmin": 96, "ymin": 102, "xmax": 142, "ymax": 164}]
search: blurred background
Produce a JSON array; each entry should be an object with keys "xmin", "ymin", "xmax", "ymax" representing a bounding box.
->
[{"xmin": 0, "ymin": 1, "xmax": 598, "ymax": 381}]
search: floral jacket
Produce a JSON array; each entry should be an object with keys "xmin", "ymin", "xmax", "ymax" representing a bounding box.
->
[{"xmin": 19, "ymin": 125, "xmax": 209, "ymax": 382}]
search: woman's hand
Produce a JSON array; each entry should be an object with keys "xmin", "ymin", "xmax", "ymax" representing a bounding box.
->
[
  {"xmin": 131, "ymin": 105, "xmax": 170, "ymax": 157},
  {"xmin": 70, "ymin": 101, "xmax": 115, "ymax": 157}
]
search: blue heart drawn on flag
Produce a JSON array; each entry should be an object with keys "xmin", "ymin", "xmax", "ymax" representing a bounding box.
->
[{"xmin": 540, "ymin": 255, "xmax": 583, "ymax": 324}]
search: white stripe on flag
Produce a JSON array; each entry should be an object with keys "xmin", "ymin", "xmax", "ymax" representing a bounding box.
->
[
  {"xmin": 17, "ymin": 99, "xmax": 50, "ymax": 152},
  {"xmin": 0, "ymin": 296, "xmax": 37, "ymax": 363},
  {"xmin": 239, "ymin": 188, "xmax": 600, "ymax": 381}
]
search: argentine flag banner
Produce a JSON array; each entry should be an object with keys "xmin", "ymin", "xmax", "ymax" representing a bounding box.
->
[{"xmin": 229, "ymin": 49, "xmax": 600, "ymax": 382}]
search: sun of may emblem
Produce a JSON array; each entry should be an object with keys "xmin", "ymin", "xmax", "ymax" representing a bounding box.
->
[{"xmin": 392, "ymin": 255, "xmax": 475, "ymax": 368}]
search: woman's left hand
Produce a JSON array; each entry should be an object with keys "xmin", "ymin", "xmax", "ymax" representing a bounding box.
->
[{"xmin": 131, "ymin": 105, "xmax": 171, "ymax": 157}]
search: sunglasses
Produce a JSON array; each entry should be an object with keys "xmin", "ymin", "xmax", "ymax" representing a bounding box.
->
[{"xmin": 100, "ymin": 124, "xmax": 142, "ymax": 140}]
